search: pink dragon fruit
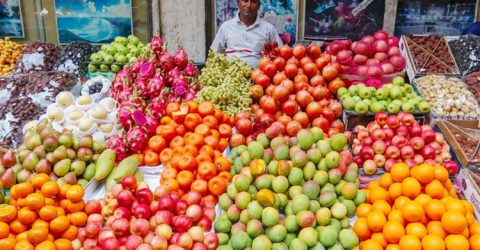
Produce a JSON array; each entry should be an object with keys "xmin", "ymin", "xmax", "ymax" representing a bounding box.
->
[
  {"xmin": 115, "ymin": 87, "xmax": 134, "ymax": 103},
  {"xmin": 132, "ymin": 109, "xmax": 147, "ymax": 126},
  {"xmin": 150, "ymin": 36, "xmax": 164, "ymax": 53},
  {"xmin": 126, "ymin": 127, "xmax": 149, "ymax": 153},
  {"xmin": 182, "ymin": 62, "xmax": 198, "ymax": 77},
  {"xmin": 148, "ymin": 74, "xmax": 166, "ymax": 97},
  {"xmin": 181, "ymin": 89, "xmax": 196, "ymax": 102},
  {"xmin": 144, "ymin": 114, "xmax": 160, "ymax": 136},
  {"xmin": 166, "ymin": 93, "xmax": 181, "ymax": 103},
  {"xmin": 150, "ymin": 97, "xmax": 168, "ymax": 118},
  {"xmin": 172, "ymin": 77, "xmax": 188, "ymax": 96},
  {"xmin": 106, "ymin": 136, "xmax": 128, "ymax": 161},
  {"xmin": 118, "ymin": 104, "xmax": 134, "ymax": 130},
  {"xmin": 129, "ymin": 58, "xmax": 144, "ymax": 75},
  {"xmin": 167, "ymin": 67, "xmax": 181, "ymax": 82},
  {"xmin": 138, "ymin": 61, "xmax": 156, "ymax": 80},
  {"xmin": 173, "ymin": 49, "xmax": 188, "ymax": 69},
  {"xmin": 134, "ymin": 78, "xmax": 149, "ymax": 98},
  {"xmin": 159, "ymin": 52, "xmax": 174, "ymax": 72}
]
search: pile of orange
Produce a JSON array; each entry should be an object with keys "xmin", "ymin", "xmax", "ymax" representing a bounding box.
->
[
  {"xmin": 0, "ymin": 173, "xmax": 87, "ymax": 250},
  {"xmin": 147, "ymin": 101, "xmax": 233, "ymax": 201},
  {"xmin": 354, "ymin": 163, "xmax": 479, "ymax": 250}
]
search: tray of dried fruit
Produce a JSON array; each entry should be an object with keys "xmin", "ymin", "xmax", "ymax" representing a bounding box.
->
[{"xmin": 437, "ymin": 120, "xmax": 480, "ymax": 167}]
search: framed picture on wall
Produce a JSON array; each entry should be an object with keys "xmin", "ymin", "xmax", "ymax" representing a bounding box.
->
[
  {"xmin": 303, "ymin": 0, "xmax": 385, "ymax": 40},
  {"xmin": 54, "ymin": 0, "xmax": 134, "ymax": 44},
  {"xmin": 394, "ymin": 0, "xmax": 478, "ymax": 36},
  {"xmin": 0, "ymin": 0, "xmax": 25, "ymax": 37},
  {"xmin": 215, "ymin": 0, "xmax": 299, "ymax": 45}
]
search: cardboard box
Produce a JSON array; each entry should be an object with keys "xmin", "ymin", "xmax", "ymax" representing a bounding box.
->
[
  {"xmin": 437, "ymin": 120, "xmax": 480, "ymax": 167},
  {"xmin": 455, "ymin": 168, "xmax": 480, "ymax": 219},
  {"xmin": 399, "ymin": 35, "xmax": 460, "ymax": 81}
]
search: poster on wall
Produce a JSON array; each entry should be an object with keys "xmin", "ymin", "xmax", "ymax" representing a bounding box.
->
[
  {"xmin": 54, "ymin": 0, "xmax": 133, "ymax": 44},
  {"xmin": 215, "ymin": 0, "xmax": 298, "ymax": 45},
  {"xmin": 0, "ymin": 0, "xmax": 24, "ymax": 37},
  {"xmin": 394, "ymin": 0, "xmax": 478, "ymax": 36},
  {"xmin": 303, "ymin": 0, "xmax": 385, "ymax": 40}
]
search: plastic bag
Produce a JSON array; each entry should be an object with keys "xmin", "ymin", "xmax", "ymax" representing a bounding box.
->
[{"xmin": 80, "ymin": 76, "xmax": 112, "ymax": 101}]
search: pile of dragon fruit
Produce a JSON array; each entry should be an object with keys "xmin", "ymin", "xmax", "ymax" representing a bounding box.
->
[{"xmin": 107, "ymin": 36, "xmax": 199, "ymax": 159}]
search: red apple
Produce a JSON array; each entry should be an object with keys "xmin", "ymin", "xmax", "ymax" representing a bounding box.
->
[
  {"xmin": 340, "ymin": 150, "xmax": 353, "ymax": 164},
  {"xmin": 413, "ymin": 154, "xmax": 424, "ymax": 164},
  {"xmin": 385, "ymin": 145, "xmax": 400, "ymax": 159},
  {"xmin": 373, "ymin": 154, "xmax": 386, "ymax": 167},
  {"xmin": 401, "ymin": 113, "xmax": 416, "ymax": 126},
  {"xmin": 395, "ymin": 125, "xmax": 409, "ymax": 138},
  {"xmin": 385, "ymin": 159, "xmax": 397, "ymax": 172},
  {"xmin": 359, "ymin": 146, "xmax": 374, "ymax": 160},
  {"xmin": 386, "ymin": 115, "xmax": 400, "ymax": 129},
  {"xmin": 357, "ymin": 129, "xmax": 370, "ymax": 141},
  {"xmin": 420, "ymin": 145, "xmax": 436, "ymax": 159},
  {"xmin": 375, "ymin": 112, "xmax": 388, "ymax": 127},
  {"xmin": 372, "ymin": 140, "xmax": 386, "ymax": 155},
  {"xmin": 371, "ymin": 128, "xmax": 386, "ymax": 141},
  {"xmin": 443, "ymin": 160, "xmax": 458, "ymax": 175},
  {"xmin": 383, "ymin": 128, "xmax": 394, "ymax": 140},
  {"xmin": 405, "ymin": 159, "xmax": 417, "ymax": 168},
  {"xmin": 367, "ymin": 122, "xmax": 381, "ymax": 134},
  {"xmin": 361, "ymin": 137, "xmax": 374, "ymax": 147},
  {"xmin": 410, "ymin": 137, "xmax": 425, "ymax": 151},
  {"xmin": 408, "ymin": 124, "xmax": 422, "ymax": 137},
  {"xmin": 422, "ymin": 130, "xmax": 436, "ymax": 144},
  {"xmin": 400, "ymin": 145, "xmax": 415, "ymax": 159},
  {"xmin": 363, "ymin": 159, "xmax": 377, "ymax": 175}
]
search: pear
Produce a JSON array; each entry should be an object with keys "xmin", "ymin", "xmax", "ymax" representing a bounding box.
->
[
  {"xmin": 52, "ymin": 146, "xmax": 67, "ymax": 163},
  {"xmin": 54, "ymin": 159, "xmax": 71, "ymax": 177},
  {"xmin": 22, "ymin": 152, "xmax": 39, "ymax": 171},
  {"xmin": 25, "ymin": 134, "xmax": 42, "ymax": 150},
  {"xmin": 35, "ymin": 159, "xmax": 52, "ymax": 174}
]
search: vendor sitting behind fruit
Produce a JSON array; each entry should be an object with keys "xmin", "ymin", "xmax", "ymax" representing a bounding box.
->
[{"xmin": 211, "ymin": 0, "xmax": 283, "ymax": 68}]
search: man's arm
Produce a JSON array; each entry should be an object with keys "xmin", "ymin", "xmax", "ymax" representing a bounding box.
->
[
  {"xmin": 210, "ymin": 25, "xmax": 226, "ymax": 52},
  {"xmin": 269, "ymin": 26, "xmax": 284, "ymax": 47}
]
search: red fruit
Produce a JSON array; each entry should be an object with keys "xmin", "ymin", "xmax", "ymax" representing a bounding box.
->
[
  {"xmin": 236, "ymin": 118, "xmax": 253, "ymax": 136},
  {"xmin": 286, "ymin": 121, "xmax": 302, "ymax": 137},
  {"xmin": 273, "ymin": 85, "xmax": 290, "ymax": 102},
  {"xmin": 303, "ymin": 62, "xmax": 318, "ymax": 78},
  {"xmin": 322, "ymin": 64, "xmax": 339, "ymax": 81},
  {"xmin": 197, "ymin": 215, "xmax": 213, "ymax": 231},
  {"xmin": 322, "ymin": 108, "xmax": 335, "ymax": 122},
  {"xmin": 260, "ymin": 96, "xmax": 278, "ymax": 114},
  {"xmin": 312, "ymin": 117, "xmax": 330, "ymax": 132},
  {"xmin": 284, "ymin": 63, "xmax": 298, "ymax": 78},
  {"xmin": 121, "ymin": 175, "xmax": 137, "ymax": 191},
  {"xmin": 295, "ymin": 90, "xmax": 314, "ymax": 108},
  {"xmin": 421, "ymin": 130, "xmax": 436, "ymax": 144},
  {"xmin": 273, "ymin": 57, "xmax": 286, "ymax": 71},
  {"xmin": 133, "ymin": 203, "xmax": 151, "ymax": 219},
  {"xmin": 293, "ymin": 112, "xmax": 310, "ymax": 128},
  {"xmin": 443, "ymin": 160, "xmax": 458, "ymax": 175},
  {"xmin": 282, "ymin": 99, "xmax": 298, "ymax": 116},
  {"xmin": 263, "ymin": 63, "xmax": 277, "ymax": 78},
  {"xmin": 85, "ymin": 200, "xmax": 102, "ymax": 215},
  {"xmin": 279, "ymin": 45, "xmax": 293, "ymax": 59},
  {"xmin": 386, "ymin": 115, "xmax": 400, "ymax": 129},
  {"xmin": 117, "ymin": 190, "xmax": 134, "ymax": 207},
  {"xmin": 255, "ymin": 74, "xmax": 270, "ymax": 88},
  {"xmin": 173, "ymin": 215, "xmax": 193, "ymax": 233},
  {"xmin": 307, "ymin": 43, "xmax": 322, "ymax": 59},
  {"xmin": 306, "ymin": 102, "xmax": 322, "ymax": 118},
  {"xmin": 293, "ymin": 44, "xmax": 307, "ymax": 59},
  {"xmin": 136, "ymin": 188, "xmax": 153, "ymax": 205},
  {"xmin": 175, "ymin": 199, "xmax": 188, "ymax": 215}
]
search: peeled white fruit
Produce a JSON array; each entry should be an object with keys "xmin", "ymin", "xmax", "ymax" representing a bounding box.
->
[
  {"xmin": 99, "ymin": 97, "xmax": 116, "ymax": 111},
  {"xmin": 77, "ymin": 95, "xmax": 94, "ymax": 105},
  {"xmin": 56, "ymin": 91, "xmax": 74, "ymax": 108},
  {"xmin": 90, "ymin": 106, "xmax": 108, "ymax": 119},
  {"xmin": 99, "ymin": 123, "xmax": 115, "ymax": 133},
  {"xmin": 78, "ymin": 118, "xmax": 95, "ymax": 132},
  {"xmin": 47, "ymin": 107, "xmax": 65, "ymax": 122}
]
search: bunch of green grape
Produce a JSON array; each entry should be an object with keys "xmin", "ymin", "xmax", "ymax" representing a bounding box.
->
[{"xmin": 197, "ymin": 51, "xmax": 252, "ymax": 116}]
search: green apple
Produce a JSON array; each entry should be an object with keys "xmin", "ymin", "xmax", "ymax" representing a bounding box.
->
[
  {"xmin": 356, "ymin": 83, "xmax": 366, "ymax": 89},
  {"xmin": 358, "ymin": 87, "xmax": 371, "ymax": 99},
  {"xmin": 363, "ymin": 99, "xmax": 372, "ymax": 107},
  {"xmin": 141, "ymin": 46, "xmax": 151, "ymax": 55},
  {"xmin": 403, "ymin": 84, "xmax": 414, "ymax": 93},
  {"xmin": 115, "ymin": 36, "xmax": 128, "ymax": 45},
  {"xmin": 392, "ymin": 76, "xmax": 404, "ymax": 85},
  {"xmin": 127, "ymin": 44, "xmax": 137, "ymax": 51},
  {"xmin": 128, "ymin": 56, "xmax": 138, "ymax": 63},
  {"xmin": 129, "ymin": 47, "xmax": 140, "ymax": 57},
  {"xmin": 352, "ymin": 96, "xmax": 362, "ymax": 102},
  {"xmin": 392, "ymin": 100, "xmax": 403, "ymax": 107},
  {"xmin": 115, "ymin": 54, "xmax": 127, "ymax": 64},
  {"xmin": 106, "ymin": 45, "xmax": 117, "ymax": 55},
  {"xmin": 370, "ymin": 97, "xmax": 377, "ymax": 103},
  {"xmin": 128, "ymin": 35, "xmax": 140, "ymax": 45},
  {"xmin": 387, "ymin": 102, "xmax": 400, "ymax": 114},
  {"xmin": 100, "ymin": 64, "xmax": 109, "ymax": 72},
  {"xmin": 101, "ymin": 44, "xmax": 109, "ymax": 51},
  {"xmin": 90, "ymin": 53, "xmax": 101, "ymax": 63},
  {"xmin": 337, "ymin": 87, "xmax": 348, "ymax": 97},
  {"xmin": 87, "ymin": 64, "xmax": 97, "ymax": 72},
  {"xmin": 348, "ymin": 85, "xmax": 359, "ymax": 96},
  {"xmin": 137, "ymin": 42, "xmax": 145, "ymax": 48},
  {"xmin": 370, "ymin": 102, "xmax": 385, "ymax": 113},
  {"xmin": 355, "ymin": 101, "xmax": 369, "ymax": 115},
  {"xmin": 343, "ymin": 97, "xmax": 356, "ymax": 110},
  {"xmin": 375, "ymin": 88, "xmax": 389, "ymax": 100},
  {"xmin": 401, "ymin": 102, "xmax": 414, "ymax": 113},
  {"xmin": 417, "ymin": 101, "xmax": 431, "ymax": 113},
  {"xmin": 104, "ymin": 54, "xmax": 114, "ymax": 64},
  {"xmin": 97, "ymin": 51, "xmax": 107, "ymax": 59},
  {"xmin": 114, "ymin": 44, "xmax": 128, "ymax": 55},
  {"xmin": 389, "ymin": 86, "xmax": 403, "ymax": 99},
  {"xmin": 111, "ymin": 64, "xmax": 121, "ymax": 72},
  {"xmin": 340, "ymin": 93, "xmax": 350, "ymax": 101}
]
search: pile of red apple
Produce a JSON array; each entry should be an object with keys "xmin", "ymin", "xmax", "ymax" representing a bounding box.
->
[
  {"xmin": 352, "ymin": 112, "xmax": 458, "ymax": 175},
  {"xmin": 326, "ymin": 30, "xmax": 406, "ymax": 87},
  {"xmin": 79, "ymin": 175, "xmax": 218, "ymax": 250}
]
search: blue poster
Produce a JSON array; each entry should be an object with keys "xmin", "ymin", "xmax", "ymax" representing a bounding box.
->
[
  {"xmin": 216, "ymin": 0, "xmax": 298, "ymax": 45},
  {"xmin": 0, "ymin": 0, "xmax": 24, "ymax": 37},
  {"xmin": 55, "ymin": 0, "xmax": 133, "ymax": 44}
]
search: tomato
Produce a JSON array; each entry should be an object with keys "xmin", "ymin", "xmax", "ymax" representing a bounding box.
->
[
  {"xmin": 280, "ymin": 79, "xmax": 294, "ymax": 93},
  {"xmin": 260, "ymin": 96, "xmax": 278, "ymax": 114},
  {"xmin": 272, "ymin": 72, "xmax": 287, "ymax": 85},
  {"xmin": 293, "ymin": 44, "xmax": 307, "ymax": 59},
  {"xmin": 293, "ymin": 111, "xmax": 310, "ymax": 128},
  {"xmin": 263, "ymin": 62, "xmax": 277, "ymax": 78},
  {"xmin": 255, "ymin": 73, "xmax": 270, "ymax": 88},
  {"xmin": 312, "ymin": 116, "xmax": 330, "ymax": 132},
  {"xmin": 235, "ymin": 118, "xmax": 253, "ymax": 136},
  {"xmin": 311, "ymin": 86, "xmax": 331, "ymax": 101},
  {"xmin": 284, "ymin": 63, "xmax": 298, "ymax": 78},
  {"xmin": 328, "ymin": 77, "xmax": 346, "ymax": 94},
  {"xmin": 250, "ymin": 85, "xmax": 264, "ymax": 101},
  {"xmin": 302, "ymin": 62, "xmax": 318, "ymax": 78},
  {"xmin": 322, "ymin": 107, "xmax": 335, "ymax": 122},
  {"xmin": 286, "ymin": 57, "xmax": 300, "ymax": 66},
  {"xmin": 272, "ymin": 85, "xmax": 290, "ymax": 103},
  {"xmin": 286, "ymin": 121, "xmax": 302, "ymax": 137},
  {"xmin": 258, "ymin": 57, "xmax": 271, "ymax": 71},
  {"xmin": 279, "ymin": 44, "xmax": 293, "ymax": 59},
  {"xmin": 273, "ymin": 57, "xmax": 286, "ymax": 71},
  {"xmin": 310, "ymin": 74, "xmax": 325, "ymax": 87},
  {"xmin": 295, "ymin": 90, "xmax": 314, "ymax": 108},
  {"xmin": 322, "ymin": 64, "xmax": 339, "ymax": 81},
  {"xmin": 306, "ymin": 102, "xmax": 322, "ymax": 119},
  {"xmin": 307, "ymin": 43, "xmax": 322, "ymax": 59},
  {"xmin": 251, "ymin": 68, "xmax": 262, "ymax": 82}
]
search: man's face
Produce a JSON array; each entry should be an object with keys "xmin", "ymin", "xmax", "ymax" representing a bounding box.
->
[{"xmin": 237, "ymin": 0, "xmax": 260, "ymax": 20}]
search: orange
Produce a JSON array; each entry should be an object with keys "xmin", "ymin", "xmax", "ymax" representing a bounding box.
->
[
  {"xmin": 0, "ymin": 222, "xmax": 10, "ymax": 239},
  {"xmin": 25, "ymin": 193, "xmax": 45, "ymax": 211},
  {"xmin": 41, "ymin": 182, "xmax": 60, "ymax": 198},
  {"xmin": 353, "ymin": 218, "xmax": 372, "ymax": 241},
  {"xmin": 441, "ymin": 211, "xmax": 467, "ymax": 234},
  {"xmin": 35, "ymin": 240, "xmax": 56, "ymax": 250},
  {"xmin": 394, "ymin": 196, "xmax": 411, "ymax": 210},
  {"xmin": 406, "ymin": 222, "xmax": 427, "ymax": 239},
  {"xmin": 466, "ymin": 213, "xmax": 475, "ymax": 227},
  {"xmin": 445, "ymin": 199, "xmax": 467, "ymax": 215},
  {"xmin": 69, "ymin": 212, "xmax": 87, "ymax": 227},
  {"xmin": 16, "ymin": 232, "xmax": 28, "ymax": 241},
  {"xmin": 401, "ymin": 177, "xmax": 421, "ymax": 199},
  {"xmin": 382, "ymin": 220, "xmax": 405, "ymax": 244},
  {"xmin": 32, "ymin": 219, "xmax": 49, "ymax": 229},
  {"xmin": 356, "ymin": 203, "xmax": 372, "ymax": 218},
  {"xmin": 470, "ymin": 233, "xmax": 480, "ymax": 250},
  {"xmin": 380, "ymin": 173, "xmax": 394, "ymax": 189},
  {"xmin": 65, "ymin": 185, "xmax": 84, "ymax": 202},
  {"xmin": 372, "ymin": 232, "xmax": 387, "ymax": 247},
  {"xmin": 399, "ymin": 235, "xmax": 421, "ymax": 250},
  {"xmin": 27, "ymin": 226, "xmax": 48, "ymax": 244},
  {"xmin": 385, "ymin": 244, "xmax": 400, "ymax": 250},
  {"xmin": 0, "ymin": 237, "xmax": 16, "ymax": 250},
  {"xmin": 425, "ymin": 199, "xmax": 446, "ymax": 221},
  {"xmin": 31, "ymin": 173, "xmax": 50, "ymax": 190},
  {"xmin": 17, "ymin": 207, "xmax": 37, "ymax": 226},
  {"xmin": 10, "ymin": 219, "xmax": 27, "ymax": 234},
  {"xmin": 401, "ymin": 201, "xmax": 424, "ymax": 223},
  {"xmin": 367, "ymin": 211, "xmax": 387, "ymax": 232},
  {"xmin": 54, "ymin": 239, "xmax": 72, "ymax": 250},
  {"xmin": 421, "ymin": 234, "xmax": 445, "ymax": 250},
  {"xmin": 463, "ymin": 200, "xmax": 474, "ymax": 214},
  {"xmin": 427, "ymin": 221, "xmax": 447, "ymax": 239},
  {"xmin": 368, "ymin": 180, "xmax": 381, "ymax": 189},
  {"xmin": 49, "ymin": 216, "xmax": 69, "ymax": 234},
  {"xmin": 425, "ymin": 180, "xmax": 445, "ymax": 199},
  {"xmin": 388, "ymin": 210, "xmax": 405, "ymax": 226},
  {"xmin": 11, "ymin": 183, "xmax": 34, "ymax": 199},
  {"xmin": 470, "ymin": 222, "xmax": 480, "ymax": 235},
  {"xmin": 369, "ymin": 187, "xmax": 389, "ymax": 203},
  {"xmin": 414, "ymin": 194, "xmax": 432, "ymax": 207},
  {"xmin": 39, "ymin": 205, "xmax": 58, "ymax": 221},
  {"xmin": 14, "ymin": 239, "xmax": 34, "ymax": 250},
  {"xmin": 434, "ymin": 165, "xmax": 449, "ymax": 182},
  {"xmin": 390, "ymin": 163, "xmax": 410, "ymax": 182},
  {"xmin": 360, "ymin": 239, "xmax": 383, "ymax": 250},
  {"xmin": 372, "ymin": 200, "xmax": 392, "ymax": 216},
  {"xmin": 65, "ymin": 200, "xmax": 85, "ymax": 213},
  {"xmin": 445, "ymin": 234, "xmax": 469, "ymax": 250},
  {"xmin": 412, "ymin": 163, "xmax": 434, "ymax": 184},
  {"xmin": 61, "ymin": 225, "xmax": 78, "ymax": 240},
  {"xmin": 389, "ymin": 183, "xmax": 403, "ymax": 201}
]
